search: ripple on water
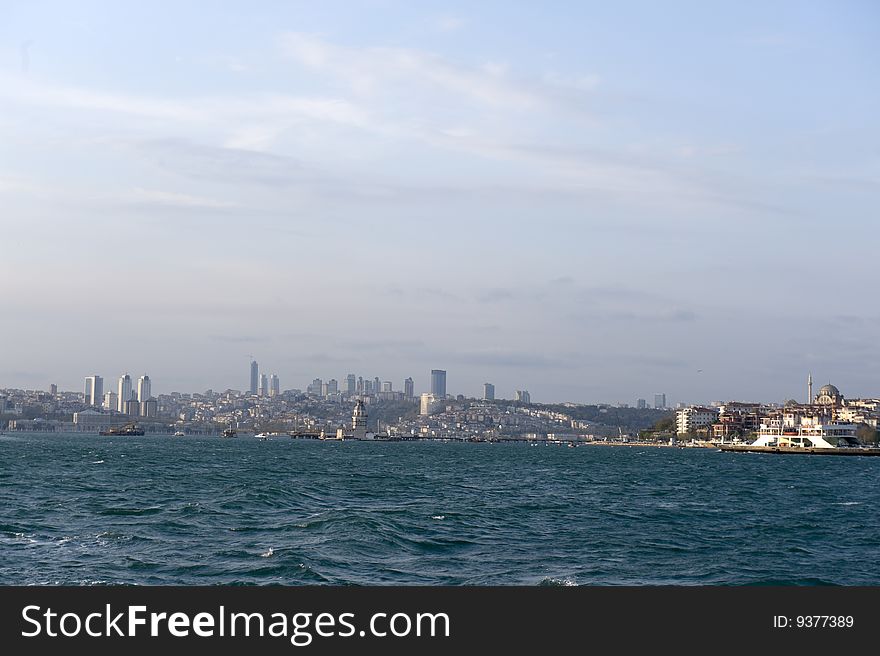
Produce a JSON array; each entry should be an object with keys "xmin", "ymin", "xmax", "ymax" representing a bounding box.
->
[{"xmin": 1, "ymin": 433, "xmax": 879, "ymax": 585}]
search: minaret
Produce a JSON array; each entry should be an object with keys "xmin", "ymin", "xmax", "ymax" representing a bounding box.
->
[{"xmin": 808, "ymin": 373, "xmax": 813, "ymax": 405}]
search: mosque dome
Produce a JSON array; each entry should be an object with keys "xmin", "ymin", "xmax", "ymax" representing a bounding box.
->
[{"xmin": 818, "ymin": 384, "xmax": 840, "ymax": 398}]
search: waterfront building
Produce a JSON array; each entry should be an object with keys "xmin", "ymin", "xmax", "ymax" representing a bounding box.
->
[
  {"xmin": 711, "ymin": 402, "xmax": 765, "ymax": 439},
  {"xmin": 117, "ymin": 374, "xmax": 132, "ymax": 412},
  {"xmin": 483, "ymin": 383, "xmax": 495, "ymax": 401},
  {"xmin": 654, "ymin": 393, "xmax": 666, "ymax": 409},
  {"xmin": 431, "ymin": 370, "xmax": 447, "ymax": 398},
  {"xmin": 676, "ymin": 406, "xmax": 719, "ymax": 435},
  {"xmin": 84, "ymin": 375, "xmax": 103, "ymax": 407},
  {"xmin": 137, "ymin": 375, "xmax": 151, "ymax": 402},
  {"xmin": 73, "ymin": 409, "xmax": 127, "ymax": 432},
  {"xmin": 270, "ymin": 374, "xmax": 280, "ymax": 397},
  {"xmin": 250, "ymin": 361, "xmax": 259, "ymax": 395},
  {"xmin": 404, "ymin": 377, "xmax": 414, "ymax": 399}
]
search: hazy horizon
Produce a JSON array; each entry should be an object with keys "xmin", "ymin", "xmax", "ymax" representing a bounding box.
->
[{"xmin": 2, "ymin": 1, "xmax": 878, "ymax": 405}]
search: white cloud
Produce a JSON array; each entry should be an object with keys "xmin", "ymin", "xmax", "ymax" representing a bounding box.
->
[
  {"xmin": 279, "ymin": 32, "xmax": 542, "ymax": 110},
  {"xmin": 433, "ymin": 16, "xmax": 467, "ymax": 33}
]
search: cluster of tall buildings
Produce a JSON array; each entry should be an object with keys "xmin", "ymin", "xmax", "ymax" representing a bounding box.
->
[
  {"xmin": 635, "ymin": 394, "xmax": 667, "ymax": 410},
  {"xmin": 249, "ymin": 361, "xmax": 280, "ymax": 397},
  {"xmin": 243, "ymin": 363, "xmax": 532, "ymax": 410},
  {"xmin": 84, "ymin": 373, "xmax": 157, "ymax": 417}
]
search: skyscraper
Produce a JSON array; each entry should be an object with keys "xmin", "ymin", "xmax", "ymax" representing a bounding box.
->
[
  {"xmin": 483, "ymin": 383, "xmax": 495, "ymax": 401},
  {"xmin": 259, "ymin": 373, "xmax": 268, "ymax": 396},
  {"xmin": 328, "ymin": 379, "xmax": 338, "ymax": 395},
  {"xmin": 382, "ymin": 381, "xmax": 392, "ymax": 392},
  {"xmin": 270, "ymin": 374, "xmax": 280, "ymax": 397},
  {"xmin": 250, "ymin": 361, "xmax": 259, "ymax": 395},
  {"xmin": 654, "ymin": 393, "xmax": 666, "ymax": 409},
  {"xmin": 137, "ymin": 374, "xmax": 151, "ymax": 402},
  {"xmin": 431, "ymin": 369, "xmax": 447, "ymax": 398},
  {"xmin": 373, "ymin": 377, "xmax": 381, "ymax": 396},
  {"xmin": 637, "ymin": 398, "xmax": 647, "ymax": 409},
  {"xmin": 346, "ymin": 374, "xmax": 356, "ymax": 395},
  {"xmin": 84, "ymin": 375, "xmax": 103, "ymax": 406},
  {"xmin": 404, "ymin": 377, "xmax": 414, "ymax": 399},
  {"xmin": 515, "ymin": 390, "xmax": 530, "ymax": 404},
  {"xmin": 117, "ymin": 374, "xmax": 132, "ymax": 412},
  {"xmin": 49, "ymin": 384, "xmax": 57, "ymax": 397}
]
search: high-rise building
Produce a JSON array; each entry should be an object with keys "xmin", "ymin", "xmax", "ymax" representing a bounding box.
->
[
  {"xmin": 259, "ymin": 374, "xmax": 268, "ymax": 396},
  {"xmin": 364, "ymin": 379, "xmax": 373, "ymax": 394},
  {"xmin": 117, "ymin": 374, "xmax": 132, "ymax": 412},
  {"xmin": 84, "ymin": 375, "xmax": 103, "ymax": 406},
  {"xmin": 373, "ymin": 377, "xmax": 381, "ymax": 396},
  {"xmin": 137, "ymin": 375, "xmax": 151, "ymax": 402},
  {"xmin": 250, "ymin": 361, "xmax": 259, "ymax": 395},
  {"xmin": 270, "ymin": 374, "xmax": 280, "ymax": 397},
  {"xmin": 515, "ymin": 390, "xmax": 531, "ymax": 404},
  {"xmin": 356, "ymin": 376, "xmax": 364, "ymax": 393},
  {"xmin": 637, "ymin": 398, "xmax": 647, "ymax": 409},
  {"xmin": 431, "ymin": 370, "xmax": 447, "ymax": 398},
  {"xmin": 125, "ymin": 399, "xmax": 140, "ymax": 417},
  {"xmin": 483, "ymin": 383, "xmax": 495, "ymax": 400},
  {"xmin": 49, "ymin": 384, "xmax": 57, "ymax": 397},
  {"xmin": 321, "ymin": 382, "xmax": 329, "ymax": 397},
  {"xmin": 308, "ymin": 378, "xmax": 323, "ymax": 396},
  {"xmin": 103, "ymin": 391, "xmax": 117, "ymax": 411},
  {"xmin": 654, "ymin": 393, "xmax": 666, "ymax": 409},
  {"xmin": 420, "ymin": 393, "xmax": 441, "ymax": 416},
  {"xmin": 328, "ymin": 379, "xmax": 338, "ymax": 395},
  {"xmin": 141, "ymin": 398, "xmax": 158, "ymax": 418},
  {"xmin": 404, "ymin": 377, "xmax": 414, "ymax": 399},
  {"xmin": 382, "ymin": 381, "xmax": 392, "ymax": 393},
  {"xmin": 346, "ymin": 374, "xmax": 356, "ymax": 395}
]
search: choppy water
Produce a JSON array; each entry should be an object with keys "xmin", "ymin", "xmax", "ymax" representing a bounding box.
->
[{"xmin": 1, "ymin": 432, "xmax": 879, "ymax": 585}]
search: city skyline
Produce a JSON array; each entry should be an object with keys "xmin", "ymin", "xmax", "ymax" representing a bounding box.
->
[
  {"xmin": 1, "ymin": 361, "xmax": 868, "ymax": 410},
  {"xmin": 1, "ymin": 2, "xmax": 878, "ymax": 403}
]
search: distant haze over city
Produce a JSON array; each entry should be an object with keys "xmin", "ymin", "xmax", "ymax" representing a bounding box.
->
[{"xmin": 1, "ymin": 2, "xmax": 877, "ymax": 405}]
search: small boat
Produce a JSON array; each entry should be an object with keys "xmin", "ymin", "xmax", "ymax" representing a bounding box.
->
[
  {"xmin": 173, "ymin": 430, "xmax": 185, "ymax": 437},
  {"xmin": 222, "ymin": 427, "xmax": 237, "ymax": 438}
]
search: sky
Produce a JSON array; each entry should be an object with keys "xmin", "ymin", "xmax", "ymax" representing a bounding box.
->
[{"xmin": 1, "ymin": 1, "xmax": 878, "ymax": 405}]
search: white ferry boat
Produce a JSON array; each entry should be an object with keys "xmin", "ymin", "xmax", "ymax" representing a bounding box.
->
[
  {"xmin": 750, "ymin": 415, "xmax": 860, "ymax": 449},
  {"xmin": 721, "ymin": 412, "xmax": 880, "ymax": 456}
]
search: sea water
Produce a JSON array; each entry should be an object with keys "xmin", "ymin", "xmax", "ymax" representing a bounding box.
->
[{"xmin": 1, "ymin": 433, "xmax": 878, "ymax": 585}]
